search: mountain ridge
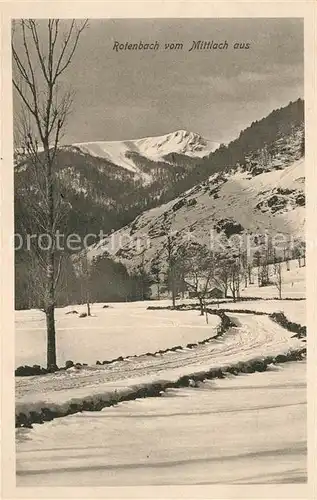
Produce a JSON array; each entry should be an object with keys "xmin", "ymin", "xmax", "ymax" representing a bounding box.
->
[{"xmin": 67, "ymin": 129, "xmax": 219, "ymax": 178}]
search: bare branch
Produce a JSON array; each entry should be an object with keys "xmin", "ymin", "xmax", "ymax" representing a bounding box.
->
[
  {"xmin": 54, "ymin": 20, "xmax": 88, "ymax": 81},
  {"xmin": 54, "ymin": 254, "xmax": 63, "ymax": 289}
]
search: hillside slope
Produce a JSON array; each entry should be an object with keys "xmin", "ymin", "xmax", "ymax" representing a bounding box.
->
[{"xmin": 88, "ymin": 140, "xmax": 305, "ymax": 272}]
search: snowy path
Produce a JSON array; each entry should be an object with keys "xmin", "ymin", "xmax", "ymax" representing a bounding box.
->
[
  {"xmin": 217, "ymin": 299, "xmax": 306, "ymax": 326},
  {"xmin": 16, "ymin": 362, "xmax": 306, "ymax": 485},
  {"xmin": 16, "ymin": 312, "xmax": 304, "ymax": 419}
]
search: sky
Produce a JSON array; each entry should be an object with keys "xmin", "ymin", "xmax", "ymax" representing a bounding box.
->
[{"xmin": 13, "ymin": 18, "xmax": 303, "ymax": 145}]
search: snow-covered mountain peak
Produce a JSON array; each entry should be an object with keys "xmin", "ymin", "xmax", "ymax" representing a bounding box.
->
[
  {"xmin": 134, "ymin": 129, "xmax": 218, "ymax": 159},
  {"xmin": 70, "ymin": 129, "xmax": 218, "ymax": 173}
]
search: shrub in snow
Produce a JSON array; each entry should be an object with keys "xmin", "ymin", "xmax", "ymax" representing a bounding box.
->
[
  {"xmin": 29, "ymin": 411, "xmax": 44, "ymax": 424},
  {"xmin": 208, "ymin": 368, "xmax": 226, "ymax": 379},
  {"xmin": 66, "ymin": 310, "xmax": 78, "ymax": 315},
  {"xmin": 274, "ymin": 354, "xmax": 289, "ymax": 363},
  {"xmin": 65, "ymin": 360, "xmax": 74, "ymax": 369},
  {"xmin": 187, "ymin": 342, "xmax": 198, "ymax": 348},
  {"xmin": 16, "ymin": 412, "xmax": 32, "ymax": 428},
  {"xmin": 251, "ymin": 360, "xmax": 268, "ymax": 372},
  {"xmin": 69, "ymin": 402, "xmax": 82, "ymax": 413},
  {"xmin": 225, "ymin": 366, "xmax": 239, "ymax": 375},
  {"xmin": 235, "ymin": 362, "xmax": 255, "ymax": 374},
  {"xmin": 79, "ymin": 312, "xmax": 87, "ymax": 318},
  {"xmin": 15, "ymin": 364, "xmax": 48, "ymax": 376},
  {"xmin": 102, "ymin": 305, "xmax": 109, "ymax": 308}
]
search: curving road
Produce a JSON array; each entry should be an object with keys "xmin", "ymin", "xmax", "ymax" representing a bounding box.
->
[{"xmin": 16, "ymin": 312, "xmax": 304, "ymax": 414}]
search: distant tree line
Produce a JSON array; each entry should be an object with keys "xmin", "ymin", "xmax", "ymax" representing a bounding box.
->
[{"xmin": 15, "ymin": 251, "xmax": 153, "ymax": 310}]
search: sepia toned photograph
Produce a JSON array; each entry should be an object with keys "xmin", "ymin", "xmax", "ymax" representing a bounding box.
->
[{"xmin": 12, "ymin": 17, "xmax": 307, "ymax": 487}]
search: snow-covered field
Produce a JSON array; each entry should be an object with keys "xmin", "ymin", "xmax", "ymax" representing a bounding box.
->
[
  {"xmin": 15, "ymin": 291, "xmax": 306, "ymax": 485},
  {"xmin": 16, "ymin": 361, "xmax": 306, "ymax": 486},
  {"xmin": 15, "ymin": 305, "xmax": 221, "ymax": 368},
  {"xmin": 218, "ymin": 300, "xmax": 306, "ymax": 326},
  {"xmin": 240, "ymin": 258, "xmax": 305, "ymax": 300},
  {"xmin": 15, "ymin": 259, "xmax": 305, "ymax": 370},
  {"xmin": 15, "ymin": 309, "xmax": 304, "ymax": 419}
]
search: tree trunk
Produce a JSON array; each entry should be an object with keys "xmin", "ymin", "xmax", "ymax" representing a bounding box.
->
[
  {"xmin": 198, "ymin": 297, "xmax": 204, "ymax": 315},
  {"xmin": 45, "ymin": 145, "xmax": 58, "ymax": 372},
  {"xmin": 171, "ymin": 270, "xmax": 176, "ymax": 308},
  {"xmin": 46, "ymin": 304, "xmax": 57, "ymax": 371},
  {"xmin": 172, "ymin": 289, "xmax": 176, "ymax": 308},
  {"xmin": 87, "ymin": 295, "xmax": 91, "ymax": 316},
  {"xmin": 248, "ymin": 265, "xmax": 253, "ymax": 284},
  {"xmin": 236, "ymin": 276, "xmax": 240, "ymax": 300}
]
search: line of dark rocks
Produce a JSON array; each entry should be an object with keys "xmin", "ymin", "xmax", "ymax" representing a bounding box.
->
[
  {"xmin": 15, "ymin": 310, "xmax": 234, "ymax": 377},
  {"xmin": 146, "ymin": 297, "xmax": 305, "ymax": 312},
  {"xmin": 15, "ymin": 346, "xmax": 306, "ymax": 429},
  {"xmin": 270, "ymin": 311, "xmax": 307, "ymax": 339}
]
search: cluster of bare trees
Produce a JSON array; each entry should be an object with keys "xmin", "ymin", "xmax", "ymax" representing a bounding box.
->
[
  {"xmin": 153, "ymin": 232, "xmax": 306, "ymax": 312},
  {"xmin": 152, "ymin": 235, "xmax": 245, "ymax": 316}
]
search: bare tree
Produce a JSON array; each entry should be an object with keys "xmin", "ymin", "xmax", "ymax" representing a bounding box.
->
[
  {"xmin": 253, "ymin": 250, "xmax": 262, "ymax": 287},
  {"xmin": 227, "ymin": 258, "xmax": 241, "ymax": 302},
  {"xmin": 73, "ymin": 253, "xmax": 93, "ymax": 316},
  {"xmin": 136, "ymin": 249, "xmax": 149, "ymax": 301},
  {"xmin": 274, "ymin": 260, "xmax": 282, "ymax": 300},
  {"xmin": 302, "ymin": 241, "xmax": 306, "ymax": 267},
  {"xmin": 165, "ymin": 232, "xmax": 178, "ymax": 308},
  {"xmin": 240, "ymin": 250, "xmax": 248, "ymax": 288},
  {"xmin": 181, "ymin": 244, "xmax": 215, "ymax": 320},
  {"xmin": 293, "ymin": 246, "xmax": 302, "ymax": 268},
  {"xmin": 247, "ymin": 262, "xmax": 254, "ymax": 285},
  {"xmin": 215, "ymin": 259, "xmax": 230, "ymax": 298},
  {"xmin": 150, "ymin": 260, "xmax": 161, "ymax": 300},
  {"xmin": 283, "ymin": 238, "xmax": 291, "ymax": 271},
  {"xmin": 13, "ymin": 19, "xmax": 88, "ymax": 370}
]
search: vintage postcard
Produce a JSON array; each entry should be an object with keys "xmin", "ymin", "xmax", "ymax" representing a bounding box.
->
[{"xmin": 1, "ymin": 1, "xmax": 316, "ymax": 499}]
